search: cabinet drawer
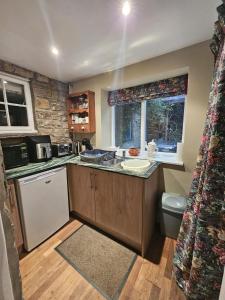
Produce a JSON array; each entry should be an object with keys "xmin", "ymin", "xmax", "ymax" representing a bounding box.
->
[{"xmin": 70, "ymin": 124, "xmax": 90, "ymax": 133}]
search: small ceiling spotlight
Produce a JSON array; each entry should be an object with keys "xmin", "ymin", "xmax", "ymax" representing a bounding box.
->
[
  {"xmin": 51, "ymin": 46, "xmax": 59, "ymax": 56},
  {"xmin": 122, "ymin": 1, "xmax": 131, "ymax": 16}
]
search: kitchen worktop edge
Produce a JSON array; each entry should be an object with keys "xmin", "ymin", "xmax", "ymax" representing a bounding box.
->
[{"xmin": 5, "ymin": 155, "xmax": 160, "ymax": 180}]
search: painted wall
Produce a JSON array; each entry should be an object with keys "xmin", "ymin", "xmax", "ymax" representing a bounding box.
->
[{"xmin": 70, "ymin": 41, "xmax": 214, "ymax": 194}]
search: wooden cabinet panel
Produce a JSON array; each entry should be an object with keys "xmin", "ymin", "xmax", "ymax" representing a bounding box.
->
[
  {"xmin": 7, "ymin": 180, "xmax": 23, "ymax": 249},
  {"xmin": 68, "ymin": 164, "xmax": 160, "ymax": 255},
  {"xmin": 111, "ymin": 173, "xmax": 143, "ymax": 247},
  {"xmin": 95, "ymin": 169, "xmax": 113, "ymax": 227},
  {"xmin": 142, "ymin": 168, "xmax": 160, "ymax": 256},
  {"xmin": 95, "ymin": 171, "xmax": 143, "ymax": 247},
  {"xmin": 68, "ymin": 165, "xmax": 95, "ymax": 220}
]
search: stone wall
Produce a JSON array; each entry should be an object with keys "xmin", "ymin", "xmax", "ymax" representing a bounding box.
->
[{"xmin": 0, "ymin": 59, "xmax": 70, "ymax": 143}]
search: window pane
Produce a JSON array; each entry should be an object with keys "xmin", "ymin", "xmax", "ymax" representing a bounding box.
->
[
  {"xmin": 146, "ymin": 96, "xmax": 185, "ymax": 153},
  {"xmin": 0, "ymin": 80, "xmax": 4, "ymax": 102},
  {"xmin": 5, "ymin": 81, "xmax": 26, "ymax": 105},
  {"xmin": 115, "ymin": 103, "xmax": 141, "ymax": 148},
  {"xmin": 0, "ymin": 104, "xmax": 7, "ymax": 125},
  {"xmin": 8, "ymin": 105, "xmax": 28, "ymax": 126}
]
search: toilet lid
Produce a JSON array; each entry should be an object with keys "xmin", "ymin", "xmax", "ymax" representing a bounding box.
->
[{"xmin": 162, "ymin": 193, "xmax": 187, "ymax": 214}]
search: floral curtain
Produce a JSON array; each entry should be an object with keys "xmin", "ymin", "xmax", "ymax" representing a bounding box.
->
[
  {"xmin": 173, "ymin": 3, "xmax": 225, "ymax": 300},
  {"xmin": 107, "ymin": 74, "xmax": 188, "ymax": 106}
]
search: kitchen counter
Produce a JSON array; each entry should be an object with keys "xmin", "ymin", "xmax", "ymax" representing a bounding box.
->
[
  {"xmin": 68, "ymin": 158, "xmax": 161, "ymax": 257},
  {"xmin": 5, "ymin": 155, "xmax": 160, "ymax": 180},
  {"xmin": 68, "ymin": 156, "xmax": 160, "ymax": 179},
  {"xmin": 5, "ymin": 155, "xmax": 75, "ymax": 180},
  {"xmin": 6, "ymin": 155, "xmax": 161, "ymax": 257}
]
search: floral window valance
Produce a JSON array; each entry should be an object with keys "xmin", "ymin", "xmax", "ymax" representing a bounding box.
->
[{"xmin": 108, "ymin": 74, "xmax": 188, "ymax": 106}]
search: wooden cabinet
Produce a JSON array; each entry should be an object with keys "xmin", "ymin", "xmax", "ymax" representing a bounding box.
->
[
  {"xmin": 111, "ymin": 173, "xmax": 143, "ymax": 247},
  {"xmin": 7, "ymin": 180, "xmax": 23, "ymax": 249},
  {"xmin": 94, "ymin": 169, "xmax": 114, "ymax": 228},
  {"xmin": 95, "ymin": 171, "xmax": 142, "ymax": 248},
  {"xmin": 68, "ymin": 164, "xmax": 160, "ymax": 256},
  {"xmin": 68, "ymin": 165, "xmax": 95, "ymax": 221},
  {"xmin": 67, "ymin": 90, "xmax": 95, "ymax": 133}
]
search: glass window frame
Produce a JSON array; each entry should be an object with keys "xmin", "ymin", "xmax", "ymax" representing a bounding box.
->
[
  {"xmin": 112, "ymin": 96, "xmax": 186, "ymax": 154},
  {"xmin": 0, "ymin": 72, "xmax": 35, "ymax": 134},
  {"xmin": 114, "ymin": 102, "xmax": 142, "ymax": 149}
]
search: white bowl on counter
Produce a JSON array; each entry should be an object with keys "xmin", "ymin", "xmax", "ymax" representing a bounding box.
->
[{"xmin": 121, "ymin": 159, "xmax": 152, "ymax": 173}]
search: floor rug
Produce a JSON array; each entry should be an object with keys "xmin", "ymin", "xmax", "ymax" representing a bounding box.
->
[{"xmin": 55, "ymin": 225, "xmax": 137, "ymax": 299}]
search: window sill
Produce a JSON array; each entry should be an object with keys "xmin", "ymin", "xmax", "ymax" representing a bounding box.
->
[
  {"xmin": 116, "ymin": 149, "xmax": 184, "ymax": 166},
  {"xmin": 151, "ymin": 152, "xmax": 184, "ymax": 166},
  {"xmin": 0, "ymin": 129, "xmax": 38, "ymax": 138}
]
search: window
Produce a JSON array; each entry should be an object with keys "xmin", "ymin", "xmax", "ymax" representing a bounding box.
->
[
  {"xmin": 146, "ymin": 96, "xmax": 185, "ymax": 153},
  {"xmin": 115, "ymin": 103, "xmax": 141, "ymax": 148},
  {"xmin": 114, "ymin": 95, "xmax": 185, "ymax": 153},
  {"xmin": 0, "ymin": 73, "xmax": 35, "ymax": 134}
]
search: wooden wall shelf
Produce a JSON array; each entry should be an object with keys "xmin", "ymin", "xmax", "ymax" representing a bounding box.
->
[{"xmin": 67, "ymin": 90, "xmax": 96, "ymax": 133}]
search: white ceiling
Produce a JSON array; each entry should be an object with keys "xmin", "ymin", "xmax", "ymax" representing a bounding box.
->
[{"xmin": 0, "ymin": 0, "xmax": 220, "ymax": 82}]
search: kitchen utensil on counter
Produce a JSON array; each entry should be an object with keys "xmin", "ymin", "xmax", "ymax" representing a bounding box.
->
[
  {"xmin": 70, "ymin": 130, "xmax": 82, "ymax": 156},
  {"xmin": 128, "ymin": 147, "xmax": 140, "ymax": 156},
  {"xmin": 25, "ymin": 135, "xmax": 52, "ymax": 163},
  {"xmin": 147, "ymin": 139, "xmax": 158, "ymax": 157},
  {"xmin": 82, "ymin": 138, "xmax": 93, "ymax": 150},
  {"xmin": 2, "ymin": 143, "xmax": 29, "ymax": 169},
  {"xmin": 74, "ymin": 141, "xmax": 82, "ymax": 155}
]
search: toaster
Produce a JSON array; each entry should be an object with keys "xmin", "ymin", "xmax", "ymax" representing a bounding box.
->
[
  {"xmin": 25, "ymin": 135, "xmax": 52, "ymax": 163},
  {"xmin": 52, "ymin": 143, "xmax": 72, "ymax": 157}
]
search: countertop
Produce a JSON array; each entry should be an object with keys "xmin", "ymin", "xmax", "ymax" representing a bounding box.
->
[
  {"xmin": 5, "ymin": 155, "xmax": 75, "ymax": 180},
  {"xmin": 5, "ymin": 155, "xmax": 160, "ymax": 180},
  {"xmin": 69, "ymin": 156, "xmax": 160, "ymax": 179}
]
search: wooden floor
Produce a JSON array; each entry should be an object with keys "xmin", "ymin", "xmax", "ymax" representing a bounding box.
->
[{"xmin": 19, "ymin": 219, "xmax": 186, "ymax": 300}]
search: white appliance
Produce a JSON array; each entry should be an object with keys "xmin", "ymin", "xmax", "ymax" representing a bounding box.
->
[{"xmin": 16, "ymin": 167, "xmax": 69, "ymax": 251}]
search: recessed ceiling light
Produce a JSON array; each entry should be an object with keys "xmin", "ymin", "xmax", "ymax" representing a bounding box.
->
[
  {"xmin": 122, "ymin": 1, "xmax": 131, "ymax": 16},
  {"xmin": 51, "ymin": 46, "xmax": 59, "ymax": 55},
  {"xmin": 3, "ymin": 80, "xmax": 7, "ymax": 84},
  {"xmin": 83, "ymin": 60, "xmax": 89, "ymax": 66}
]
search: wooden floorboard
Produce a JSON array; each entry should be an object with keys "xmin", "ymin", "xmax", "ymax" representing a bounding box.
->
[{"xmin": 19, "ymin": 219, "xmax": 186, "ymax": 300}]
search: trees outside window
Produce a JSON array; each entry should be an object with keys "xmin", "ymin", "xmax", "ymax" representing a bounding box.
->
[
  {"xmin": 146, "ymin": 96, "xmax": 185, "ymax": 153},
  {"xmin": 114, "ymin": 95, "xmax": 185, "ymax": 153}
]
